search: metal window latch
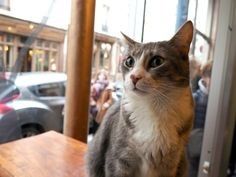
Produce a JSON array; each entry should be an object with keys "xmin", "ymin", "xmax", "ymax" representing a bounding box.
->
[{"xmin": 202, "ymin": 161, "xmax": 210, "ymax": 174}]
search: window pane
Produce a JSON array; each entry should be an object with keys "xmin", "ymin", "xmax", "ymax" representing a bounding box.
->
[
  {"xmin": 52, "ymin": 42, "xmax": 58, "ymax": 49},
  {"xmin": 44, "ymin": 51, "xmax": 49, "ymax": 71},
  {"xmin": 196, "ymin": 0, "xmax": 209, "ymax": 34},
  {"xmin": 0, "ymin": 0, "xmax": 10, "ymax": 10},
  {"xmin": 20, "ymin": 36, "xmax": 27, "ymax": 44},
  {"xmin": 0, "ymin": 33, "xmax": 4, "ymax": 41},
  {"xmin": 44, "ymin": 41, "xmax": 50, "ymax": 48},
  {"xmin": 50, "ymin": 52, "xmax": 57, "ymax": 71},
  {"xmin": 36, "ymin": 39, "xmax": 43, "ymax": 47},
  {"xmin": 144, "ymin": 0, "xmax": 178, "ymax": 41},
  {"xmin": 6, "ymin": 34, "xmax": 13, "ymax": 42}
]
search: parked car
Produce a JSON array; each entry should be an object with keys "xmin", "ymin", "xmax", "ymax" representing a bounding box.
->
[{"xmin": 0, "ymin": 72, "xmax": 66, "ymax": 143}]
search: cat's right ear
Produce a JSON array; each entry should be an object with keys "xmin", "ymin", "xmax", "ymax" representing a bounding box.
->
[
  {"xmin": 120, "ymin": 32, "xmax": 139, "ymax": 47},
  {"xmin": 170, "ymin": 21, "xmax": 194, "ymax": 56}
]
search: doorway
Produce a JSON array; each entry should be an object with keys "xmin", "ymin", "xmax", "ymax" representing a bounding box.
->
[{"xmin": 18, "ymin": 47, "xmax": 32, "ymax": 72}]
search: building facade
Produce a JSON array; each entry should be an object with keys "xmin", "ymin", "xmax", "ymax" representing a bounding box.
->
[{"xmin": 0, "ymin": 15, "xmax": 66, "ymax": 72}]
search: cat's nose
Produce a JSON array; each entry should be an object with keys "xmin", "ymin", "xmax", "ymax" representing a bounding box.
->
[{"xmin": 130, "ymin": 74, "xmax": 142, "ymax": 85}]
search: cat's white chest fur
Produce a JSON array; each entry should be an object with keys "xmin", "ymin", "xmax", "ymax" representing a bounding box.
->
[
  {"xmin": 124, "ymin": 94, "xmax": 177, "ymax": 151},
  {"xmin": 124, "ymin": 93, "xmax": 181, "ymax": 177}
]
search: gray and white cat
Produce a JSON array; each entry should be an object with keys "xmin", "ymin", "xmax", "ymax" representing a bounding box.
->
[{"xmin": 87, "ymin": 21, "xmax": 194, "ymax": 177}]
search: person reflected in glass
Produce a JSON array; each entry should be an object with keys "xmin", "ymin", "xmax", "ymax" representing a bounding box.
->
[
  {"xmin": 89, "ymin": 69, "xmax": 109, "ymax": 134},
  {"xmin": 95, "ymin": 83, "xmax": 114, "ymax": 126}
]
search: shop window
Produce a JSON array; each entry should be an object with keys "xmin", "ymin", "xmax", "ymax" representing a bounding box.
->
[
  {"xmin": 6, "ymin": 34, "xmax": 13, "ymax": 43},
  {"xmin": 43, "ymin": 51, "xmax": 49, "ymax": 71},
  {"xmin": 99, "ymin": 52, "xmax": 104, "ymax": 67},
  {"xmin": 0, "ymin": 45, "xmax": 4, "ymax": 71},
  {"xmin": 50, "ymin": 52, "xmax": 57, "ymax": 71},
  {"xmin": 52, "ymin": 42, "xmax": 58, "ymax": 49},
  {"xmin": 0, "ymin": 44, "xmax": 11, "ymax": 70},
  {"xmin": 4, "ymin": 45, "xmax": 13, "ymax": 71},
  {"xmin": 44, "ymin": 41, "xmax": 50, "ymax": 48},
  {"xmin": 35, "ymin": 50, "xmax": 44, "ymax": 71},
  {"xmin": 0, "ymin": 33, "xmax": 4, "ymax": 42},
  {"xmin": 36, "ymin": 39, "xmax": 43, "ymax": 47},
  {"xmin": 20, "ymin": 36, "xmax": 27, "ymax": 44}
]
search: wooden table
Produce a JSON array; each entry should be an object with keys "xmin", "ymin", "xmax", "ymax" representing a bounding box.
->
[{"xmin": 0, "ymin": 131, "xmax": 88, "ymax": 177}]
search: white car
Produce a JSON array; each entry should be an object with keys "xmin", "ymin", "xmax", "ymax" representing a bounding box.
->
[{"xmin": 0, "ymin": 72, "xmax": 66, "ymax": 143}]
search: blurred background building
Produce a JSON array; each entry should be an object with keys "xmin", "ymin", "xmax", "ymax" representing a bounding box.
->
[{"xmin": 0, "ymin": 0, "xmax": 212, "ymax": 79}]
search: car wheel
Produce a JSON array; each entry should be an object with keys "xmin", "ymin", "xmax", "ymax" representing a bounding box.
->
[{"xmin": 21, "ymin": 124, "xmax": 44, "ymax": 138}]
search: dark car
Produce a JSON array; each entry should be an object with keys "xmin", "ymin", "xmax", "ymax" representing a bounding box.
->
[{"xmin": 0, "ymin": 72, "xmax": 66, "ymax": 143}]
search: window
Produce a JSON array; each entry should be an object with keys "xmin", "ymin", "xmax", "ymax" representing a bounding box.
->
[
  {"xmin": 50, "ymin": 52, "xmax": 57, "ymax": 71},
  {"xmin": 34, "ymin": 50, "xmax": 44, "ymax": 71},
  {"xmin": 0, "ymin": 34, "xmax": 14, "ymax": 71},
  {"xmin": 29, "ymin": 82, "xmax": 65, "ymax": 97},
  {"xmin": 43, "ymin": 51, "xmax": 49, "ymax": 71},
  {"xmin": 188, "ymin": 0, "xmax": 211, "ymax": 62},
  {"xmin": 44, "ymin": 41, "xmax": 50, "ymax": 48},
  {"xmin": 20, "ymin": 36, "xmax": 27, "ymax": 44},
  {"xmin": 6, "ymin": 34, "xmax": 13, "ymax": 43},
  {"xmin": 36, "ymin": 39, "xmax": 43, "ymax": 47},
  {"xmin": 0, "ymin": 0, "xmax": 10, "ymax": 11},
  {"xmin": 52, "ymin": 42, "xmax": 58, "ymax": 49},
  {"xmin": 0, "ymin": 33, "xmax": 4, "ymax": 41},
  {"xmin": 101, "ymin": 4, "xmax": 110, "ymax": 32}
]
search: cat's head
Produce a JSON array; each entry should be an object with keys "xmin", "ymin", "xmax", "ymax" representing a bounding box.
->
[{"xmin": 121, "ymin": 21, "xmax": 193, "ymax": 98}]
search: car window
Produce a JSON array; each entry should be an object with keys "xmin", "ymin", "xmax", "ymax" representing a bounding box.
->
[{"xmin": 29, "ymin": 82, "xmax": 65, "ymax": 97}]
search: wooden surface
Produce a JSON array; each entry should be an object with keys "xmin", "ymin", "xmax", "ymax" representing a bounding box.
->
[
  {"xmin": 0, "ymin": 131, "xmax": 88, "ymax": 177},
  {"xmin": 64, "ymin": 0, "xmax": 95, "ymax": 142}
]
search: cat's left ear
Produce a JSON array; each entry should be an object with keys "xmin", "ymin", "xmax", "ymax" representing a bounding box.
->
[{"xmin": 170, "ymin": 21, "xmax": 194, "ymax": 55}]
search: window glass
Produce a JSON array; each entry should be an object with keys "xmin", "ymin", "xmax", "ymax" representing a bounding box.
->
[
  {"xmin": 44, "ymin": 41, "xmax": 50, "ymax": 48},
  {"xmin": 43, "ymin": 51, "xmax": 49, "ymax": 71},
  {"xmin": 50, "ymin": 52, "xmax": 57, "ymax": 71},
  {"xmin": 0, "ymin": 33, "xmax": 4, "ymax": 41},
  {"xmin": 196, "ymin": 0, "xmax": 209, "ymax": 34},
  {"xmin": 52, "ymin": 42, "xmax": 58, "ymax": 49},
  {"xmin": 20, "ymin": 36, "xmax": 27, "ymax": 44},
  {"xmin": 0, "ymin": 0, "xmax": 69, "ymax": 144},
  {"xmin": 36, "ymin": 39, "xmax": 43, "ymax": 47},
  {"xmin": 0, "ymin": 0, "xmax": 10, "ymax": 10},
  {"xmin": 6, "ymin": 34, "xmax": 13, "ymax": 43}
]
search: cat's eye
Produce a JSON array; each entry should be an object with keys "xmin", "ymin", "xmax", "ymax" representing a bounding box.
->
[
  {"xmin": 124, "ymin": 56, "xmax": 135, "ymax": 68},
  {"xmin": 149, "ymin": 56, "xmax": 164, "ymax": 68}
]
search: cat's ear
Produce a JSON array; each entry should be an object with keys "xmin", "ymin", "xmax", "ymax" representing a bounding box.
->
[
  {"xmin": 121, "ymin": 32, "xmax": 139, "ymax": 46},
  {"xmin": 170, "ymin": 21, "xmax": 194, "ymax": 55}
]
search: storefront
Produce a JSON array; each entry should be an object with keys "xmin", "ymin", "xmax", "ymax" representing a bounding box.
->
[
  {"xmin": 0, "ymin": 15, "xmax": 66, "ymax": 72},
  {"xmin": 92, "ymin": 32, "xmax": 123, "ymax": 80}
]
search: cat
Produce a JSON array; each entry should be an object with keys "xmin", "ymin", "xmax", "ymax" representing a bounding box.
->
[{"xmin": 87, "ymin": 21, "xmax": 194, "ymax": 177}]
